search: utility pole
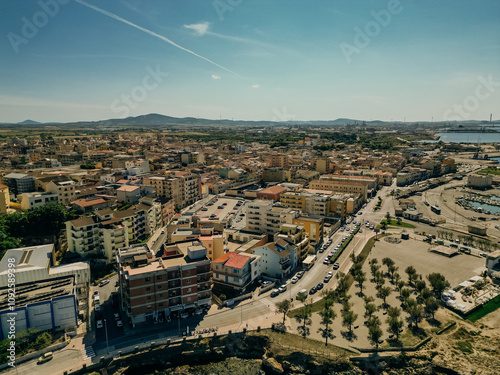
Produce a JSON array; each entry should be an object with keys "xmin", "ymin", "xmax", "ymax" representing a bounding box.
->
[{"xmin": 104, "ymin": 319, "xmax": 109, "ymax": 353}]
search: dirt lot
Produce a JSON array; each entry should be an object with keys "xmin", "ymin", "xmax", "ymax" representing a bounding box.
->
[{"xmin": 370, "ymin": 237, "xmax": 486, "ymax": 286}]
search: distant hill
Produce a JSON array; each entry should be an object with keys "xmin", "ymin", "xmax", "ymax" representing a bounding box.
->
[
  {"xmin": 0, "ymin": 114, "xmax": 496, "ymax": 127},
  {"xmin": 18, "ymin": 119, "xmax": 42, "ymax": 125}
]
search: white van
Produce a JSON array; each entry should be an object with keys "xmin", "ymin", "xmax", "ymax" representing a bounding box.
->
[{"xmin": 297, "ymin": 289, "xmax": 307, "ymax": 298}]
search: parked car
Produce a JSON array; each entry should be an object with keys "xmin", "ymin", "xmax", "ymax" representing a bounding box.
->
[
  {"xmin": 291, "ymin": 276, "xmax": 299, "ymax": 284},
  {"xmin": 270, "ymin": 289, "xmax": 280, "ymax": 297},
  {"xmin": 100, "ymin": 279, "xmax": 110, "ymax": 287},
  {"xmin": 95, "ymin": 304, "xmax": 101, "ymax": 312},
  {"xmin": 316, "ymin": 282, "xmax": 324, "ymax": 290},
  {"xmin": 297, "ymin": 289, "xmax": 307, "ymax": 299},
  {"xmin": 278, "ymin": 284, "xmax": 287, "ymax": 293},
  {"xmin": 296, "ymin": 271, "xmax": 305, "ymax": 279},
  {"xmin": 309, "ymin": 286, "xmax": 317, "ymax": 295},
  {"xmin": 38, "ymin": 352, "xmax": 53, "ymax": 364},
  {"xmin": 333, "ymin": 262, "xmax": 340, "ymax": 270},
  {"xmin": 114, "ymin": 313, "xmax": 120, "ymax": 321},
  {"xmin": 96, "ymin": 320, "xmax": 103, "ymax": 329},
  {"xmin": 323, "ymin": 259, "xmax": 329, "ymax": 265},
  {"xmin": 116, "ymin": 320, "xmax": 123, "ymax": 328}
]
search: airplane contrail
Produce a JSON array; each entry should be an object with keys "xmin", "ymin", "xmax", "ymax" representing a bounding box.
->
[{"xmin": 75, "ymin": 0, "xmax": 240, "ymax": 76}]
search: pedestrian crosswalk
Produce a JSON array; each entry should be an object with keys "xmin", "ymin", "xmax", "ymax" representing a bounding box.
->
[
  {"xmin": 260, "ymin": 298, "xmax": 277, "ymax": 312},
  {"xmin": 81, "ymin": 346, "xmax": 95, "ymax": 361}
]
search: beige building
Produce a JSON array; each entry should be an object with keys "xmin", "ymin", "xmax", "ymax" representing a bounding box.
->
[
  {"xmin": 0, "ymin": 184, "xmax": 10, "ymax": 213},
  {"xmin": 310, "ymin": 179, "xmax": 369, "ymax": 201},
  {"xmin": 246, "ymin": 199, "xmax": 297, "ymax": 235}
]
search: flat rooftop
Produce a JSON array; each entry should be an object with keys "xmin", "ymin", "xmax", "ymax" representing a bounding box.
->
[{"xmin": 0, "ymin": 275, "xmax": 74, "ymax": 311}]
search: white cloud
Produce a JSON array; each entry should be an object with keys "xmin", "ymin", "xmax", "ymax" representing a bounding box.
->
[
  {"xmin": 211, "ymin": 74, "xmax": 221, "ymax": 80},
  {"xmin": 251, "ymin": 84, "xmax": 260, "ymax": 89},
  {"xmin": 184, "ymin": 22, "xmax": 210, "ymax": 36}
]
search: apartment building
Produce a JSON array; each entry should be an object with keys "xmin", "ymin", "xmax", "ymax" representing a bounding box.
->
[
  {"xmin": 38, "ymin": 176, "xmax": 77, "ymax": 205},
  {"xmin": 396, "ymin": 167, "xmax": 428, "ymax": 186},
  {"xmin": 268, "ymin": 155, "xmax": 290, "ymax": 169},
  {"xmin": 280, "ymin": 190, "xmax": 329, "ymax": 216},
  {"xmin": 274, "ymin": 223, "xmax": 313, "ymax": 264},
  {"xmin": 212, "ymin": 251, "xmax": 261, "ymax": 292},
  {"xmin": 117, "ymin": 242, "xmax": 212, "ymax": 326},
  {"xmin": 309, "ymin": 179, "xmax": 368, "ymax": 202},
  {"xmin": 143, "ymin": 174, "xmax": 201, "ymax": 209},
  {"xmin": 292, "ymin": 215, "xmax": 324, "ymax": 244},
  {"xmin": 250, "ymin": 240, "xmax": 296, "ymax": 279},
  {"xmin": 245, "ymin": 200, "xmax": 297, "ymax": 235},
  {"xmin": 66, "ymin": 201, "xmax": 163, "ymax": 262}
]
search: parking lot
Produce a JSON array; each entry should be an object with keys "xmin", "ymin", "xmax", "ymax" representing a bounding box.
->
[{"xmin": 195, "ymin": 197, "xmax": 244, "ymax": 223}]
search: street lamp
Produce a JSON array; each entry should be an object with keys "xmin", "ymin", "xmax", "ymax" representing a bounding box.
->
[{"xmin": 104, "ymin": 319, "xmax": 109, "ymax": 353}]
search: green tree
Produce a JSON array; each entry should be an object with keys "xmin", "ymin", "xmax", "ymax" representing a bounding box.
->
[
  {"xmin": 424, "ymin": 297, "xmax": 440, "ymax": 319},
  {"xmin": 367, "ymin": 318, "xmax": 383, "ymax": 349},
  {"xmin": 341, "ymin": 308, "xmax": 357, "ymax": 334},
  {"xmin": 354, "ymin": 270, "xmax": 366, "ymax": 295},
  {"xmin": 385, "ymin": 212, "xmax": 391, "ymax": 221},
  {"xmin": 427, "ymin": 273, "xmax": 450, "ymax": 297},
  {"xmin": 387, "ymin": 316, "xmax": 404, "ymax": 341},
  {"xmin": 318, "ymin": 303, "xmax": 337, "ymax": 346},
  {"xmin": 382, "ymin": 257, "xmax": 395, "ymax": 276},
  {"xmin": 364, "ymin": 302, "xmax": 378, "ymax": 319},
  {"xmin": 378, "ymin": 286, "xmax": 392, "ymax": 306},
  {"xmin": 407, "ymin": 300, "xmax": 424, "ymax": 329},
  {"xmin": 401, "ymin": 288, "xmax": 412, "ymax": 307},
  {"xmin": 405, "ymin": 266, "xmax": 418, "ymax": 285},
  {"xmin": 276, "ymin": 299, "xmax": 292, "ymax": 324},
  {"xmin": 295, "ymin": 295, "xmax": 312, "ymax": 338}
]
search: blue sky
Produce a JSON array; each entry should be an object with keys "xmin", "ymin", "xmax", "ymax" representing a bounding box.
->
[{"xmin": 1, "ymin": 0, "xmax": 499, "ymax": 123}]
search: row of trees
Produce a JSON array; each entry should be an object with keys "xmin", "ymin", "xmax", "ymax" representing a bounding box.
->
[{"xmin": 436, "ymin": 231, "xmax": 499, "ymax": 251}]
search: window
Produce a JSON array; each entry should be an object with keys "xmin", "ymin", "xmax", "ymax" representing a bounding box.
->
[
  {"xmin": 158, "ymin": 302, "xmax": 163, "ymax": 307},
  {"xmin": 146, "ymin": 287, "xmax": 151, "ymax": 291},
  {"xmin": 156, "ymin": 275, "xmax": 162, "ymax": 280},
  {"xmin": 158, "ymin": 285, "xmax": 162, "ymax": 289},
  {"xmin": 147, "ymin": 296, "xmax": 152, "ymax": 300},
  {"xmin": 186, "ymin": 279, "xmax": 191, "ymax": 284},
  {"xmin": 145, "ymin": 277, "xmax": 150, "ymax": 282}
]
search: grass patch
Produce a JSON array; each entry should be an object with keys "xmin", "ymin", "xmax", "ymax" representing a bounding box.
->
[
  {"xmin": 477, "ymin": 167, "xmax": 500, "ymax": 176},
  {"xmin": 398, "ymin": 329, "xmax": 426, "ymax": 347},
  {"xmin": 378, "ymin": 219, "xmax": 415, "ymax": 228},
  {"xmin": 251, "ymin": 329, "xmax": 352, "ymax": 356},
  {"xmin": 467, "ymin": 295, "xmax": 500, "ymax": 322},
  {"xmin": 456, "ymin": 340, "xmax": 473, "ymax": 353}
]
